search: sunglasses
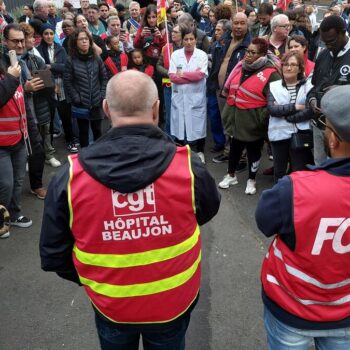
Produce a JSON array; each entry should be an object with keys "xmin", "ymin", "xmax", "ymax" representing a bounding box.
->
[{"xmin": 311, "ymin": 115, "xmax": 343, "ymax": 141}]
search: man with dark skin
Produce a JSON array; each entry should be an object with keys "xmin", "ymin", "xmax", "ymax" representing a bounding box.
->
[
  {"xmin": 308, "ymin": 15, "xmax": 350, "ymax": 165},
  {"xmin": 208, "ymin": 12, "xmax": 251, "ymax": 163}
]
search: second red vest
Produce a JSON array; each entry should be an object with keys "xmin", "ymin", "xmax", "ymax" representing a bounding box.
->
[
  {"xmin": 261, "ymin": 170, "xmax": 350, "ymax": 322},
  {"xmin": 227, "ymin": 67, "xmax": 276, "ymax": 109},
  {"xmin": 0, "ymin": 83, "xmax": 27, "ymax": 147}
]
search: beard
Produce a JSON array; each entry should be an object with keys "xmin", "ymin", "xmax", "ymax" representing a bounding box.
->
[{"xmin": 323, "ymin": 134, "xmax": 332, "ymax": 158}]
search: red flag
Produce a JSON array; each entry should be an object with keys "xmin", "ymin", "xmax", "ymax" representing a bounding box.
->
[
  {"xmin": 276, "ymin": 0, "xmax": 292, "ymax": 12},
  {"xmin": 157, "ymin": 0, "xmax": 167, "ymax": 26},
  {"xmin": 105, "ymin": 0, "xmax": 114, "ymax": 8}
]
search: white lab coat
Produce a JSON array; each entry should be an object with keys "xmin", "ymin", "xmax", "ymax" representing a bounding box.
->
[{"xmin": 169, "ymin": 48, "xmax": 208, "ymax": 142}]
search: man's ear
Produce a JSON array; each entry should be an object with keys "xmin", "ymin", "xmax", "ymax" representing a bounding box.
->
[
  {"xmin": 152, "ymin": 99, "xmax": 160, "ymax": 126},
  {"xmin": 103, "ymin": 99, "xmax": 111, "ymax": 120}
]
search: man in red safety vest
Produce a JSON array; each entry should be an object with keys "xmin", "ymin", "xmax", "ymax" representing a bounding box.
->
[
  {"xmin": 256, "ymin": 85, "xmax": 350, "ymax": 349},
  {"xmin": 40, "ymin": 70, "xmax": 220, "ymax": 350}
]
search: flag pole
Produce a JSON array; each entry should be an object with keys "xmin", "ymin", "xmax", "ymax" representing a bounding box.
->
[{"xmin": 164, "ymin": 16, "xmax": 171, "ymax": 63}]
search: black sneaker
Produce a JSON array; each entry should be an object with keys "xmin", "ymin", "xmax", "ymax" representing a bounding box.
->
[
  {"xmin": 10, "ymin": 216, "xmax": 32, "ymax": 228},
  {"xmin": 67, "ymin": 143, "xmax": 78, "ymax": 153},
  {"xmin": 212, "ymin": 154, "xmax": 229, "ymax": 163}
]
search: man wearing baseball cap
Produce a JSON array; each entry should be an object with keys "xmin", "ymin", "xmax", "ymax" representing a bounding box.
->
[{"xmin": 256, "ymin": 85, "xmax": 350, "ymax": 349}]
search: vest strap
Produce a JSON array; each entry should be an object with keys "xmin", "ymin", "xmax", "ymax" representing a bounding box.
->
[
  {"xmin": 73, "ymin": 225, "xmax": 200, "ymax": 268},
  {"xmin": 78, "ymin": 251, "xmax": 201, "ymax": 298}
]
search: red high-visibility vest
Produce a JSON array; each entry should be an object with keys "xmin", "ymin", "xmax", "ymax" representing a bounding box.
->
[
  {"xmin": 68, "ymin": 145, "xmax": 201, "ymax": 324},
  {"xmin": 104, "ymin": 54, "xmax": 128, "ymax": 75},
  {"xmin": 0, "ymin": 84, "xmax": 27, "ymax": 147},
  {"xmin": 261, "ymin": 170, "xmax": 350, "ymax": 322},
  {"xmin": 227, "ymin": 67, "xmax": 276, "ymax": 109}
]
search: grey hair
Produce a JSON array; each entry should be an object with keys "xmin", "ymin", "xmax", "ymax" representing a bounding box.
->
[
  {"xmin": 106, "ymin": 71, "xmax": 158, "ymax": 116},
  {"xmin": 129, "ymin": 1, "xmax": 140, "ymax": 9},
  {"xmin": 33, "ymin": 0, "xmax": 47, "ymax": 11},
  {"xmin": 271, "ymin": 14, "xmax": 289, "ymax": 31},
  {"xmin": 177, "ymin": 12, "xmax": 194, "ymax": 25},
  {"xmin": 217, "ymin": 19, "xmax": 231, "ymax": 32}
]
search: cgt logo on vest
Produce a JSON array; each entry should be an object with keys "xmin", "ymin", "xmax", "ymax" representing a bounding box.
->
[
  {"xmin": 312, "ymin": 218, "xmax": 350, "ymax": 255},
  {"xmin": 112, "ymin": 184, "xmax": 156, "ymax": 217}
]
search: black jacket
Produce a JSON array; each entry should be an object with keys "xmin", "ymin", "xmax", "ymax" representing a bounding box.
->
[
  {"xmin": 307, "ymin": 39, "xmax": 350, "ymax": 107},
  {"xmin": 21, "ymin": 51, "xmax": 51, "ymax": 126},
  {"xmin": 36, "ymin": 42, "xmax": 67, "ymax": 79},
  {"xmin": 0, "ymin": 52, "xmax": 41, "ymax": 147},
  {"xmin": 207, "ymin": 31, "xmax": 251, "ymax": 93},
  {"xmin": 40, "ymin": 125, "xmax": 220, "ymax": 284},
  {"xmin": 63, "ymin": 51, "xmax": 107, "ymax": 115}
]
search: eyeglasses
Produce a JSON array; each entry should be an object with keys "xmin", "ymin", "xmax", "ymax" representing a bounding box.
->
[
  {"xmin": 311, "ymin": 115, "xmax": 343, "ymax": 141},
  {"xmin": 277, "ymin": 24, "xmax": 291, "ymax": 30},
  {"xmin": 7, "ymin": 38, "xmax": 25, "ymax": 45},
  {"xmin": 246, "ymin": 50, "xmax": 259, "ymax": 55},
  {"xmin": 282, "ymin": 63, "xmax": 299, "ymax": 68}
]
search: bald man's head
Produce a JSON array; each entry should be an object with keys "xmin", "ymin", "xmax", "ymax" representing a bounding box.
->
[
  {"xmin": 232, "ymin": 12, "xmax": 248, "ymax": 39},
  {"xmin": 104, "ymin": 71, "xmax": 159, "ymax": 126}
]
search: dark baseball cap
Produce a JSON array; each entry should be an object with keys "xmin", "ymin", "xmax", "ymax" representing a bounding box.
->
[{"xmin": 321, "ymin": 86, "xmax": 350, "ymax": 142}]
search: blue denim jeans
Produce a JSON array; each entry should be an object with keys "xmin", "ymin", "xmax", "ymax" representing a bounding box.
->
[
  {"xmin": 163, "ymin": 86, "xmax": 172, "ymax": 136},
  {"xmin": 264, "ymin": 306, "xmax": 350, "ymax": 350},
  {"xmin": 95, "ymin": 313, "xmax": 191, "ymax": 350},
  {"xmin": 0, "ymin": 141, "xmax": 27, "ymax": 220},
  {"xmin": 207, "ymin": 93, "xmax": 225, "ymax": 147}
]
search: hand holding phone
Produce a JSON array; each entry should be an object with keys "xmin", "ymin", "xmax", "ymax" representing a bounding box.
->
[
  {"xmin": 8, "ymin": 50, "xmax": 17, "ymax": 67},
  {"xmin": 7, "ymin": 63, "xmax": 21, "ymax": 78}
]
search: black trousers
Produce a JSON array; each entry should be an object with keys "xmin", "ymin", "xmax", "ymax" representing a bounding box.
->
[
  {"xmin": 228, "ymin": 137, "xmax": 264, "ymax": 180},
  {"xmin": 77, "ymin": 118, "xmax": 102, "ymax": 148},
  {"xmin": 57, "ymin": 100, "xmax": 74, "ymax": 143},
  {"xmin": 175, "ymin": 138, "xmax": 205, "ymax": 153},
  {"xmin": 271, "ymin": 138, "xmax": 314, "ymax": 183},
  {"xmin": 28, "ymin": 139, "xmax": 45, "ymax": 190}
]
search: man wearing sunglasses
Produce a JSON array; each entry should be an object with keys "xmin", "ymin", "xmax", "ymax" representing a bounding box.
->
[{"xmin": 256, "ymin": 85, "xmax": 350, "ymax": 350}]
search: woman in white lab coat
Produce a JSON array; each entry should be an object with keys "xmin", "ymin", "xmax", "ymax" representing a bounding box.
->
[{"xmin": 169, "ymin": 26, "xmax": 208, "ymax": 163}]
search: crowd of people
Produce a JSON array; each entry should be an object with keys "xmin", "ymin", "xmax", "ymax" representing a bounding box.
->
[{"xmin": 0, "ymin": 0, "xmax": 349, "ymax": 230}]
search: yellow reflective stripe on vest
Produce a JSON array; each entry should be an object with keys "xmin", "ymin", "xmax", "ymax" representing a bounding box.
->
[
  {"xmin": 74, "ymin": 225, "xmax": 200, "ymax": 268},
  {"xmin": 79, "ymin": 251, "xmax": 201, "ymax": 298},
  {"xmin": 68, "ymin": 156, "xmax": 74, "ymax": 229},
  {"xmin": 186, "ymin": 145, "xmax": 196, "ymax": 213}
]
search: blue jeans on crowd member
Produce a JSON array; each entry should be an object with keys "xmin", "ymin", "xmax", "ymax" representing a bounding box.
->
[
  {"xmin": 0, "ymin": 141, "xmax": 27, "ymax": 221},
  {"xmin": 264, "ymin": 306, "xmax": 350, "ymax": 350},
  {"xmin": 95, "ymin": 312, "xmax": 191, "ymax": 350},
  {"xmin": 163, "ymin": 85, "xmax": 172, "ymax": 136},
  {"xmin": 207, "ymin": 93, "xmax": 225, "ymax": 148}
]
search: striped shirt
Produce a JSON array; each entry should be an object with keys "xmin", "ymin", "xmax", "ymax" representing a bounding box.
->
[{"xmin": 286, "ymin": 84, "xmax": 297, "ymax": 104}]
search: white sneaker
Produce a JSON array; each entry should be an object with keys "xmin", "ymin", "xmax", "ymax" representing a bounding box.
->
[
  {"xmin": 245, "ymin": 179, "xmax": 257, "ymax": 195},
  {"xmin": 197, "ymin": 152, "xmax": 205, "ymax": 164},
  {"xmin": 218, "ymin": 174, "xmax": 238, "ymax": 189},
  {"xmin": 45, "ymin": 157, "xmax": 61, "ymax": 168},
  {"xmin": 0, "ymin": 231, "xmax": 10, "ymax": 239}
]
